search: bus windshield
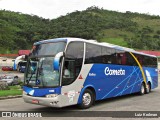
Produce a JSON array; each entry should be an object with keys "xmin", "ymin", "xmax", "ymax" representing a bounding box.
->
[
  {"xmin": 25, "ymin": 57, "xmax": 60, "ymax": 87},
  {"xmin": 24, "ymin": 42, "xmax": 66, "ymax": 88},
  {"xmin": 32, "ymin": 42, "xmax": 66, "ymax": 56}
]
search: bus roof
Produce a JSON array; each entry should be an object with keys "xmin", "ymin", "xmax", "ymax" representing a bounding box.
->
[
  {"xmin": 34, "ymin": 38, "xmax": 68, "ymax": 45},
  {"xmin": 34, "ymin": 37, "xmax": 157, "ymax": 58}
]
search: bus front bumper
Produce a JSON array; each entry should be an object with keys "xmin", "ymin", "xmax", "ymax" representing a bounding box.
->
[{"xmin": 23, "ymin": 94, "xmax": 62, "ymax": 107}]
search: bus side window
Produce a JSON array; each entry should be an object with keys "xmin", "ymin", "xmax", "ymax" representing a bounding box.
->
[
  {"xmin": 117, "ymin": 56, "xmax": 122, "ymax": 64},
  {"xmin": 142, "ymin": 56, "xmax": 157, "ymax": 68},
  {"xmin": 116, "ymin": 50, "xmax": 126, "ymax": 65},
  {"xmin": 85, "ymin": 43, "xmax": 101, "ymax": 64},
  {"xmin": 63, "ymin": 61, "xmax": 71, "ymax": 78},
  {"xmin": 62, "ymin": 42, "xmax": 84, "ymax": 86},
  {"xmin": 101, "ymin": 47, "xmax": 116, "ymax": 64},
  {"xmin": 136, "ymin": 55, "xmax": 143, "ymax": 66},
  {"xmin": 63, "ymin": 60, "xmax": 75, "ymax": 78},
  {"xmin": 125, "ymin": 52, "xmax": 137, "ymax": 66},
  {"xmin": 121, "ymin": 53, "xmax": 126, "ymax": 65}
]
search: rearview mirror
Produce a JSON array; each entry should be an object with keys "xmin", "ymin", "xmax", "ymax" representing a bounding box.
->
[{"xmin": 53, "ymin": 52, "xmax": 64, "ymax": 71}]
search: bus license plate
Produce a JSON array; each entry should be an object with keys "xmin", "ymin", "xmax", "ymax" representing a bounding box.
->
[{"xmin": 32, "ymin": 100, "xmax": 39, "ymax": 104}]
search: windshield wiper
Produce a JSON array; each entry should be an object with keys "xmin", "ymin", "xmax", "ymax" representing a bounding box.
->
[
  {"xmin": 26, "ymin": 60, "xmax": 36, "ymax": 85},
  {"xmin": 36, "ymin": 60, "xmax": 45, "ymax": 87},
  {"xmin": 26, "ymin": 73, "xmax": 34, "ymax": 85}
]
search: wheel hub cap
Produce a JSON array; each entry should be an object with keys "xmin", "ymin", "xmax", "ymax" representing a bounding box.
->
[{"xmin": 82, "ymin": 93, "xmax": 91, "ymax": 106}]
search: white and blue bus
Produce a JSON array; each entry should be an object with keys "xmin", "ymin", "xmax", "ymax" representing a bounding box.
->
[{"xmin": 23, "ymin": 38, "xmax": 158, "ymax": 109}]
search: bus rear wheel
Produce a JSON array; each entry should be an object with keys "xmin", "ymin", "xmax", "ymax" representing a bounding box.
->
[
  {"xmin": 78, "ymin": 89, "xmax": 94, "ymax": 109},
  {"xmin": 146, "ymin": 82, "xmax": 151, "ymax": 94},
  {"xmin": 139, "ymin": 83, "xmax": 145, "ymax": 95}
]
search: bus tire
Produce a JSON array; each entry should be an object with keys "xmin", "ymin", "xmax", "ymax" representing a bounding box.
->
[
  {"xmin": 146, "ymin": 82, "xmax": 151, "ymax": 94},
  {"xmin": 78, "ymin": 89, "xmax": 94, "ymax": 109},
  {"xmin": 139, "ymin": 83, "xmax": 145, "ymax": 95}
]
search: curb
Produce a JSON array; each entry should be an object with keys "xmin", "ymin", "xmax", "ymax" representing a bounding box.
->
[{"xmin": 0, "ymin": 95, "xmax": 22, "ymax": 100}]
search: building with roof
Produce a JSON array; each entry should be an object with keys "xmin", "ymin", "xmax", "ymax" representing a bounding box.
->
[
  {"xmin": 18, "ymin": 50, "xmax": 30, "ymax": 56},
  {"xmin": 138, "ymin": 51, "xmax": 160, "ymax": 57}
]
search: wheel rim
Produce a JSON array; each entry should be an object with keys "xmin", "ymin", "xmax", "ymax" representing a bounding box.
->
[
  {"xmin": 82, "ymin": 93, "xmax": 91, "ymax": 106},
  {"xmin": 141, "ymin": 84, "xmax": 145, "ymax": 94}
]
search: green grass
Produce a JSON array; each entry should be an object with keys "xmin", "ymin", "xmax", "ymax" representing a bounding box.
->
[
  {"xmin": 0, "ymin": 90, "xmax": 22, "ymax": 97},
  {"xmin": 99, "ymin": 29, "xmax": 134, "ymax": 48},
  {"xmin": 102, "ymin": 29, "xmax": 134, "ymax": 38},
  {"xmin": 9, "ymin": 85, "xmax": 22, "ymax": 90},
  {"xmin": 0, "ymin": 85, "xmax": 22, "ymax": 97},
  {"xmin": 132, "ymin": 17, "xmax": 160, "ymax": 31},
  {"xmin": 100, "ymin": 37, "xmax": 128, "ymax": 47}
]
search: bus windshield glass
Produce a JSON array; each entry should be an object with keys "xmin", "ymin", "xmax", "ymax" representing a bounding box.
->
[
  {"xmin": 31, "ymin": 42, "xmax": 66, "ymax": 56},
  {"xmin": 24, "ymin": 42, "xmax": 66, "ymax": 87},
  {"xmin": 25, "ymin": 57, "xmax": 60, "ymax": 87}
]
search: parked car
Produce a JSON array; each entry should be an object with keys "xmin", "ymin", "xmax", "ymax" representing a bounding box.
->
[
  {"xmin": 2, "ymin": 66, "xmax": 13, "ymax": 71},
  {"xmin": 0, "ymin": 75, "xmax": 19, "ymax": 85}
]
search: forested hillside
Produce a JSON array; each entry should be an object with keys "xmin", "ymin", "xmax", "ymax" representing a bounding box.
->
[{"xmin": 0, "ymin": 6, "xmax": 160, "ymax": 53}]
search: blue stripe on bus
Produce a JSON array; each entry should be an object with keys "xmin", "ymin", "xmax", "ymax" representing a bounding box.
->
[
  {"xmin": 81, "ymin": 64, "xmax": 158, "ymax": 101},
  {"xmin": 23, "ymin": 86, "xmax": 61, "ymax": 97}
]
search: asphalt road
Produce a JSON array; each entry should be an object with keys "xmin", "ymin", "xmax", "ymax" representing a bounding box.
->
[
  {"xmin": 0, "ymin": 73, "xmax": 159, "ymax": 120},
  {"xmin": 0, "ymin": 86, "xmax": 160, "ymax": 111}
]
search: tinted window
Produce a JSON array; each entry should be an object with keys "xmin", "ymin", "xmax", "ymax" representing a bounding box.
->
[
  {"xmin": 85, "ymin": 43, "xmax": 102, "ymax": 64},
  {"xmin": 101, "ymin": 47, "xmax": 117, "ymax": 64},
  {"xmin": 135, "ymin": 54, "xmax": 143, "ymax": 66},
  {"xmin": 125, "ymin": 52, "xmax": 138, "ymax": 66},
  {"xmin": 84, "ymin": 42, "xmax": 157, "ymax": 68},
  {"xmin": 115, "ymin": 50, "xmax": 126, "ymax": 65},
  {"xmin": 142, "ymin": 56, "xmax": 157, "ymax": 68},
  {"xmin": 32, "ymin": 42, "xmax": 66, "ymax": 56},
  {"xmin": 62, "ymin": 42, "xmax": 84, "ymax": 86},
  {"xmin": 132, "ymin": 53, "xmax": 157, "ymax": 68}
]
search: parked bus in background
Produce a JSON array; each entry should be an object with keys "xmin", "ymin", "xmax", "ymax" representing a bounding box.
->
[
  {"xmin": 18, "ymin": 61, "xmax": 27, "ymax": 73},
  {"xmin": 23, "ymin": 38, "xmax": 158, "ymax": 109},
  {"xmin": 13, "ymin": 55, "xmax": 25, "ymax": 71}
]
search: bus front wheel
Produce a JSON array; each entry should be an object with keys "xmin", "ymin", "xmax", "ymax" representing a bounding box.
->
[{"xmin": 78, "ymin": 89, "xmax": 94, "ymax": 109}]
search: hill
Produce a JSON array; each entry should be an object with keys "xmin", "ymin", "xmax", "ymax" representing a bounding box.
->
[{"xmin": 0, "ymin": 6, "xmax": 160, "ymax": 53}]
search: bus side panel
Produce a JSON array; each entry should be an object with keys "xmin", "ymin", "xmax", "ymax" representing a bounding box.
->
[
  {"xmin": 143, "ymin": 67, "xmax": 158, "ymax": 89},
  {"xmin": 83, "ymin": 64, "xmax": 143, "ymax": 100}
]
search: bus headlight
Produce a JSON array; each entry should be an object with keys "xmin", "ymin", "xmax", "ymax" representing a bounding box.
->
[{"xmin": 46, "ymin": 94, "xmax": 58, "ymax": 98}]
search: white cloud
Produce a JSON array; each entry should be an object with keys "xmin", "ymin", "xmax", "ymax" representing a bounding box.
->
[{"xmin": 0, "ymin": 0, "xmax": 159, "ymax": 19}]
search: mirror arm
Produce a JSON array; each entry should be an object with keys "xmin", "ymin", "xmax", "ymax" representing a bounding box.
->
[{"xmin": 53, "ymin": 52, "xmax": 64, "ymax": 71}]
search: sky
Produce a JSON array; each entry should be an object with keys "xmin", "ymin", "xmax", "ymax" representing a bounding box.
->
[{"xmin": 0, "ymin": 0, "xmax": 159, "ymax": 19}]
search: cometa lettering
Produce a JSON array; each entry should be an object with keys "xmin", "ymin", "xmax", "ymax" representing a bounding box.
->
[{"xmin": 104, "ymin": 67, "xmax": 125, "ymax": 76}]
